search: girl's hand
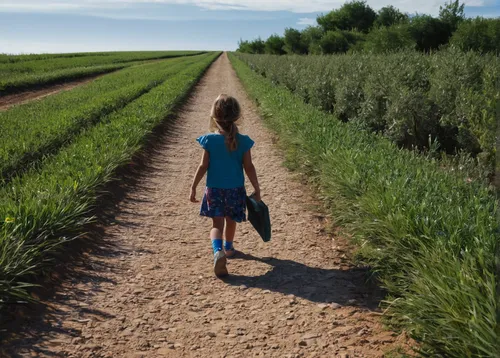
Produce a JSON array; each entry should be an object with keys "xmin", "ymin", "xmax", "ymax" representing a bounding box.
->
[
  {"xmin": 190, "ymin": 188, "xmax": 198, "ymax": 203},
  {"xmin": 253, "ymin": 191, "xmax": 261, "ymax": 202}
]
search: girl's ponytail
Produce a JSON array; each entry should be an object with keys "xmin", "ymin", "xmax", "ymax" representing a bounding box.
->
[{"xmin": 226, "ymin": 122, "xmax": 238, "ymax": 151}]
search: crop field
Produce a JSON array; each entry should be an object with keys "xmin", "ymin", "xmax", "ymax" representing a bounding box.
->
[
  {"xmin": 229, "ymin": 52, "xmax": 498, "ymax": 357},
  {"xmin": 0, "ymin": 51, "xmax": 219, "ymax": 304},
  {"xmin": 3, "ymin": 0, "xmax": 500, "ymax": 355},
  {"xmin": 236, "ymin": 49, "xmax": 499, "ymax": 178},
  {"xmin": 0, "ymin": 46, "xmax": 497, "ymax": 358},
  {"xmin": 0, "ymin": 55, "xmax": 208, "ymax": 182},
  {"xmin": 0, "ymin": 50, "xmax": 205, "ymax": 94}
]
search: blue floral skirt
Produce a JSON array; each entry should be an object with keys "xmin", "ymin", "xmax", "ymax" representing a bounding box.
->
[{"xmin": 200, "ymin": 187, "xmax": 247, "ymax": 223}]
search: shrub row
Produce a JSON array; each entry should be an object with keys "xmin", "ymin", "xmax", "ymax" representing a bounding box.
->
[
  {"xmin": 229, "ymin": 53, "xmax": 498, "ymax": 358},
  {"xmin": 235, "ymin": 49, "xmax": 499, "ymax": 175}
]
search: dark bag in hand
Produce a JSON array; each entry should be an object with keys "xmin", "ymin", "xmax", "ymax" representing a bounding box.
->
[{"xmin": 246, "ymin": 194, "xmax": 271, "ymax": 242}]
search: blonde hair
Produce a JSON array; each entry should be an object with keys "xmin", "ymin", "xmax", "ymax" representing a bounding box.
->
[{"xmin": 210, "ymin": 94, "xmax": 241, "ymax": 151}]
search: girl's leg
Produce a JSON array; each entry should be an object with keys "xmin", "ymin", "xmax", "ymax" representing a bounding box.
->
[
  {"xmin": 211, "ymin": 217, "xmax": 225, "ymax": 253},
  {"xmin": 225, "ymin": 217, "xmax": 236, "ymax": 243},
  {"xmin": 211, "ymin": 217, "xmax": 228, "ymax": 277},
  {"xmin": 211, "ymin": 217, "xmax": 225, "ymax": 241},
  {"xmin": 224, "ymin": 216, "xmax": 237, "ymax": 257}
]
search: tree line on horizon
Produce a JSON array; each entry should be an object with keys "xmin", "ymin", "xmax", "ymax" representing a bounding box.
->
[{"xmin": 237, "ymin": 0, "xmax": 500, "ymax": 55}]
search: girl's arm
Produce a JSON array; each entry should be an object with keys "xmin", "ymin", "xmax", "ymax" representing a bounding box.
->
[
  {"xmin": 243, "ymin": 149, "xmax": 261, "ymax": 201},
  {"xmin": 190, "ymin": 150, "xmax": 209, "ymax": 202}
]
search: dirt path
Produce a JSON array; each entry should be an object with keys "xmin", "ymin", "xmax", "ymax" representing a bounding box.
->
[{"xmin": 3, "ymin": 53, "xmax": 410, "ymax": 357}]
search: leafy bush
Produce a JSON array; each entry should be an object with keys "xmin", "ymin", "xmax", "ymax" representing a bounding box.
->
[
  {"xmin": 363, "ymin": 25, "xmax": 415, "ymax": 53},
  {"xmin": 317, "ymin": 0, "xmax": 377, "ymax": 33},
  {"xmin": 301, "ymin": 26, "xmax": 324, "ymax": 55},
  {"xmin": 319, "ymin": 31, "xmax": 349, "ymax": 54},
  {"xmin": 374, "ymin": 5, "xmax": 409, "ymax": 27},
  {"xmin": 265, "ymin": 34, "xmax": 286, "ymax": 55},
  {"xmin": 342, "ymin": 30, "xmax": 366, "ymax": 52},
  {"xmin": 409, "ymin": 15, "xmax": 451, "ymax": 52},
  {"xmin": 450, "ymin": 17, "xmax": 500, "ymax": 53},
  {"xmin": 237, "ymin": 38, "xmax": 265, "ymax": 54},
  {"xmin": 234, "ymin": 49, "xmax": 498, "ymax": 173},
  {"xmin": 439, "ymin": 0, "xmax": 465, "ymax": 33},
  {"xmin": 283, "ymin": 28, "xmax": 308, "ymax": 54}
]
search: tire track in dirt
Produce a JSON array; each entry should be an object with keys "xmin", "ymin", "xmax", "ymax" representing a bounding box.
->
[
  {"xmin": 0, "ymin": 74, "xmax": 110, "ymax": 111},
  {"xmin": 0, "ymin": 58, "xmax": 174, "ymax": 111},
  {"xmin": 3, "ymin": 53, "xmax": 412, "ymax": 357}
]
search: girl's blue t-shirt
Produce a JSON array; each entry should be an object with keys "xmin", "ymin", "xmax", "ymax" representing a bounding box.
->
[{"xmin": 196, "ymin": 133, "xmax": 254, "ymax": 189}]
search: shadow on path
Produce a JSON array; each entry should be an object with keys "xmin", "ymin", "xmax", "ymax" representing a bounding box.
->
[{"xmin": 223, "ymin": 252, "xmax": 383, "ymax": 311}]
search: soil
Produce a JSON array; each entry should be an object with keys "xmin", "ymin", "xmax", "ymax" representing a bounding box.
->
[
  {"xmin": 0, "ymin": 53, "xmax": 412, "ymax": 357},
  {"xmin": 0, "ymin": 74, "xmax": 106, "ymax": 111}
]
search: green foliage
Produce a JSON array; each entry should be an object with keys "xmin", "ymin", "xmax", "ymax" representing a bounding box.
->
[
  {"xmin": 301, "ymin": 26, "xmax": 324, "ymax": 54},
  {"xmin": 363, "ymin": 25, "xmax": 415, "ymax": 53},
  {"xmin": 283, "ymin": 28, "xmax": 307, "ymax": 54},
  {"xmin": 409, "ymin": 14, "xmax": 451, "ymax": 52},
  {"xmin": 230, "ymin": 52, "xmax": 499, "ymax": 358},
  {"xmin": 439, "ymin": 0, "xmax": 465, "ymax": 32},
  {"xmin": 374, "ymin": 5, "xmax": 409, "ymax": 27},
  {"xmin": 342, "ymin": 30, "xmax": 366, "ymax": 52},
  {"xmin": 317, "ymin": 0, "xmax": 377, "ymax": 33},
  {"xmin": 265, "ymin": 34, "xmax": 286, "ymax": 55},
  {"xmin": 237, "ymin": 38, "xmax": 265, "ymax": 54},
  {"xmin": 237, "ymin": 1, "xmax": 498, "ymax": 56},
  {"xmin": 450, "ymin": 17, "xmax": 500, "ymax": 53},
  {"xmin": 0, "ymin": 52, "xmax": 219, "ymax": 304},
  {"xmin": 234, "ymin": 50, "xmax": 498, "ymax": 174},
  {"xmin": 0, "ymin": 51, "xmax": 204, "ymax": 94},
  {"xmin": 319, "ymin": 31, "xmax": 349, "ymax": 54}
]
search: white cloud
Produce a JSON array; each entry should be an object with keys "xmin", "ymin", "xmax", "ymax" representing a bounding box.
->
[
  {"xmin": 0, "ymin": 0, "xmax": 491, "ymax": 15},
  {"xmin": 464, "ymin": 0, "xmax": 487, "ymax": 6},
  {"xmin": 297, "ymin": 17, "xmax": 317, "ymax": 26}
]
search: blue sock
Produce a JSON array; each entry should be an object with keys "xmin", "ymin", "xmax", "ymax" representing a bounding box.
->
[
  {"xmin": 224, "ymin": 241, "xmax": 233, "ymax": 251},
  {"xmin": 212, "ymin": 239, "xmax": 223, "ymax": 254}
]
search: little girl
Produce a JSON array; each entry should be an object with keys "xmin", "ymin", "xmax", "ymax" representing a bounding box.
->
[{"xmin": 190, "ymin": 94, "xmax": 261, "ymax": 277}]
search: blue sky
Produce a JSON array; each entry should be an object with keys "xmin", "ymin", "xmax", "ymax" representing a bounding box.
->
[{"xmin": 0, "ymin": 0, "xmax": 498, "ymax": 54}]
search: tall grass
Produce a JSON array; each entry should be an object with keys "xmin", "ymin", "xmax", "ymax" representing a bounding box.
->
[
  {"xmin": 0, "ymin": 52, "xmax": 220, "ymax": 305},
  {"xmin": 229, "ymin": 53, "xmax": 498, "ymax": 357}
]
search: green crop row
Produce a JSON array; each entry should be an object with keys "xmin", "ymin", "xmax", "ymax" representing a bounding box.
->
[
  {"xmin": 0, "ymin": 54, "xmax": 206, "ymax": 183},
  {"xmin": 235, "ymin": 49, "xmax": 499, "ymax": 176},
  {"xmin": 0, "ymin": 52, "xmax": 220, "ymax": 304},
  {"xmin": 229, "ymin": 53, "xmax": 498, "ymax": 357},
  {"xmin": 0, "ymin": 51, "xmax": 205, "ymax": 94},
  {"xmin": 0, "ymin": 51, "xmax": 199, "ymax": 64}
]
